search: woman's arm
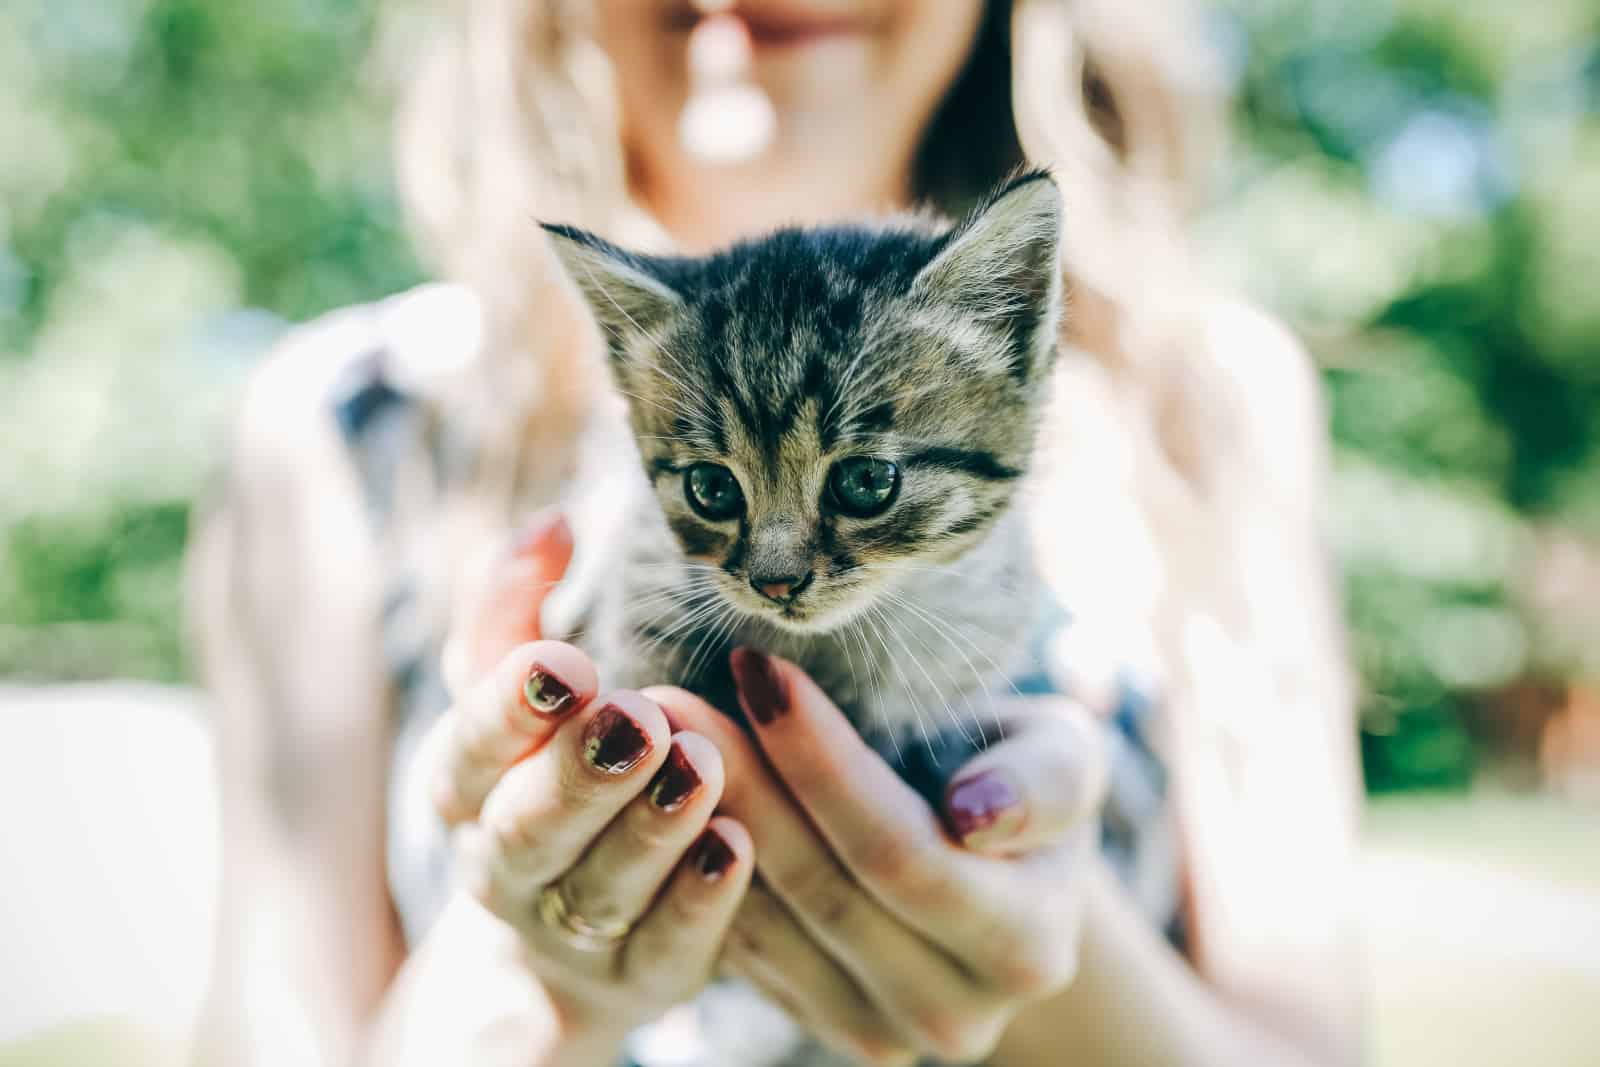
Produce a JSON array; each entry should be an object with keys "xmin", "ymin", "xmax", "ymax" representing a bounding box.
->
[
  {"xmin": 187, "ymin": 335, "xmax": 408, "ymax": 1066},
  {"xmin": 1166, "ymin": 304, "xmax": 1365, "ymax": 1062},
  {"xmin": 994, "ymin": 302, "xmax": 1364, "ymax": 1066},
  {"xmin": 993, "ymin": 854, "xmax": 1354, "ymax": 1067}
]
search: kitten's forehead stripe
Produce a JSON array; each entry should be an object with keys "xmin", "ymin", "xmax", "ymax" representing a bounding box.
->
[
  {"xmin": 667, "ymin": 513, "xmax": 728, "ymax": 559},
  {"xmin": 945, "ymin": 504, "xmax": 1004, "ymax": 538},
  {"xmin": 852, "ymin": 498, "xmax": 941, "ymax": 552},
  {"xmin": 721, "ymin": 518, "xmax": 748, "ymax": 575},
  {"xmin": 903, "ymin": 448, "xmax": 1021, "ymax": 482}
]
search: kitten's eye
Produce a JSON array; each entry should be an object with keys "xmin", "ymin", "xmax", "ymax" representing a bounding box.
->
[
  {"xmin": 828, "ymin": 457, "xmax": 900, "ymax": 517},
  {"xmin": 684, "ymin": 463, "xmax": 745, "ymax": 521}
]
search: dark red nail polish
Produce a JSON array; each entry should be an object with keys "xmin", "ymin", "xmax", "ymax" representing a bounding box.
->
[
  {"xmin": 945, "ymin": 770, "xmax": 1026, "ymax": 846},
  {"xmin": 582, "ymin": 705, "xmax": 653, "ymax": 775},
  {"xmin": 648, "ymin": 742, "xmax": 703, "ymax": 812},
  {"xmin": 691, "ymin": 828, "xmax": 737, "ymax": 881},
  {"xmin": 730, "ymin": 647, "xmax": 787, "ymax": 725},
  {"xmin": 523, "ymin": 668, "xmax": 577, "ymax": 719}
]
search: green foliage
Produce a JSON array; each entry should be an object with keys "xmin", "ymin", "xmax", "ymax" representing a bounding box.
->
[
  {"xmin": 5, "ymin": 0, "xmax": 1598, "ymax": 792},
  {"xmin": 0, "ymin": 0, "xmax": 420, "ymax": 678},
  {"xmin": 1208, "ymin": 0, "xmax": 1600, "ymax": 788}
]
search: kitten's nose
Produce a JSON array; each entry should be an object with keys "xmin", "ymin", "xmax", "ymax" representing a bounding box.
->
[{"xmin": 751, "ymin": 570, "xmax": 812, "ymax": 604}]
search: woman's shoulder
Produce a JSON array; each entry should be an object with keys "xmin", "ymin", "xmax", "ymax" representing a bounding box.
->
[
  {"xmin": 217, "ymin": 283, "xmax": 484, "ymax": 515},
  {"xmin": 238, "ymin": 283, "xmax": 483, "ymax": 447}
]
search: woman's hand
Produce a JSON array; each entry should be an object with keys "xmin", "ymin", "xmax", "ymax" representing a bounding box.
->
[
  {"xmin": 418, "ymin": 515, "xmax": 755, "ymax": 1056},
  {"xmin": 648, "ymin": 655, "xmax": 1107, "ymax": 1066}
]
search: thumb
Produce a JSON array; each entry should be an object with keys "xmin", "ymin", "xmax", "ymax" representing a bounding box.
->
[
  {"xmin": 462, "ymin": 511, "xmax": 575, "ymax": 681},
  {"xmin": 941, "ymin": 699, "xmax": 1108, "ymax": 855}
]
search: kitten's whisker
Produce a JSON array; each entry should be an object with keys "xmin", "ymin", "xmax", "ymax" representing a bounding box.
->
[
  {"xmin": 843, "ymin": 615, "xmax": 901, "ymax": 764},
  {"xmin": 865, "ymin": 602, "xmax": 937, "ymax": 760},
  {"xmin": 854, "ymin": 609, "xmax": 902, "ymax": 755},
  {"xmin": 871, "ymin": 559, "xmax": 1033, "ymax": 600},
  {"xmin": 879, "ymin": 588, "xmax": 987, "ymax": 745},
  {"xmin": 626, "ymin": 562, "xmax": 726, "ymax": 579},
  {"xmin": 836, "ymin": 612, "xmax": 863, "ymax": 721},
  {"xmin": 878, "ymin": 586, "xmax": 1017, "ymax": 742},
  {"xmin": 682, "ymin": 601, "xmax": 740, "ymax": 687},
  {"xmin": 626, "ymin": 590, "xmax": 716, "ymax": 621},
  {"xmin": 892, "ymin": 590, "xmax": 1006, "ymax": 745},
  {"xmin": 877, "ymin": 594, "xmax": 978, "ymax": 748},
  {"xmin": 635, "ymin": 597, "xmax": 728, "ymax": 657},
  {"xmin": 613, "ymin": 387, "xmax": 678, "ymax": 419}
]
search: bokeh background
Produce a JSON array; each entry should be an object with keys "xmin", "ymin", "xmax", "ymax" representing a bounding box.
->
[{"xmin": 2, "ymin": 0, "xmax": 1598, "ymax": 1064}]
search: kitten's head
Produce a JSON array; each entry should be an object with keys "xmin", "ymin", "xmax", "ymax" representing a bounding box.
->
[{"xmin": 544, "ymin": 171, "xmax": 1062, "ymax": 633}]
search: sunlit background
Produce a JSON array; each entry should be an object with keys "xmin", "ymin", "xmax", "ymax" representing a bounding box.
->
[{"xmin": 2, "ymin": 0, "xmax": 1598, "ymax": 1064}]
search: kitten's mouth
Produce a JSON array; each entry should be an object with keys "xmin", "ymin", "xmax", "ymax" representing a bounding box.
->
[
  {"xmin": 750, "ymin": 595, "xmax": 814, "ymax": 627},
  {"xmin": 736, "ymin": 581, "xmax": 869, "ymax": 635}
]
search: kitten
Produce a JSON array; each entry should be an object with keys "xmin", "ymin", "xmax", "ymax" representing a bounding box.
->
[
  {"xmin": 542, "ymin": 171, "xmax": 1064, "ymax": 1067},
  {"xmin": 543, "ymin": 170, "xmax": 1064, "ymax": 774}
]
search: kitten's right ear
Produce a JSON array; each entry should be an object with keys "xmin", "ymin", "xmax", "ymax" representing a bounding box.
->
[{"xmin": 541, "ymin": 223, "xmax": 682, "ymax": 360}]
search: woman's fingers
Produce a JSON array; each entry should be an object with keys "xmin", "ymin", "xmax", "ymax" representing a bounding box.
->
[
  {"xmin": 429, "ymin": 640, "xmax": 599, "ymax": 825},
  {"xmin": 643, "ymin": 685, "xmax": 1000, "ymax": 1064},
  {"xmin": 724, "ymin": 884, "xmax": 917, "ymax": 1067},
  {"xmin": 556, "ymin": 732, "xmax": 726, "ymax": 936},
  {"xmin": 717, "ymin": 656, "xmax": 1096, "ymax": 999},
  {"xmin": 622, "ymin": 817, "xmax": 754, "ymax": 993},
  {"xmin": 476, "ymin": 690, "xmax": 672, "ymax": 898},
  {"xmin": 942, "ymin": 698, "xmax": 1108, "ymax": 855},
  {"xmin": 725, "ymin": 650, "xmax": 974, "ymax": 924}
]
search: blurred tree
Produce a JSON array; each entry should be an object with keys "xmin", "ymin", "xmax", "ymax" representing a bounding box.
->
[
  {"xmin": 1208, "ymin": 0, "xmax": 1600, "ymax": 789},
  {"xmin": 0, "ymin": 0, "xmax": 420, "ymax": 679}
]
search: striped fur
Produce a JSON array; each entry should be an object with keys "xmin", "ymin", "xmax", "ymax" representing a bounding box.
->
[{"xmin": 546, "ymin": 171, "xmax": 1062, "ymax": 748}]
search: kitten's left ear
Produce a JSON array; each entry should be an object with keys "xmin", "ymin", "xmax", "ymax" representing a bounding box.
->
[
  {"xmin": 541, "ymin": 223, "xmax": 682, "ymax": 360},
  {"xmin": 912, "ymin": 170, "xmax": 1064, "ymax": 381}
]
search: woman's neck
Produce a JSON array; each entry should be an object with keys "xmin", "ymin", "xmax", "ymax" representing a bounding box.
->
[{"xmin": 629, "ymin": 138, "xmax": 918, "ymax": 254}]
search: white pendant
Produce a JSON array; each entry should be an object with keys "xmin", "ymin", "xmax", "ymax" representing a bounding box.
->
[{"xmin": 678, "ymin": 84, "xmax": 777, "ymax": 164}]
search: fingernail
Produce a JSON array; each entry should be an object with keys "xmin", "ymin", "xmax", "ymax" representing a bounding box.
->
[
  {"xmin": 730, "ymin": 647, "xmax": 787, "ymax": 725},
  {"xmin": 648, "ymin": 741, "xmax": 703, "ymax": 812},
  {"xmin": 510, "ymin": 513, "xmax": 572, "ymax": 560},
  {"xmin": 945, "ymin": 770, "xmax": 1026, "ymax": 848},
  {"xmin": 582, "ymin": 705, "xmax": 653, "ymax": 774},
  {"xmin": 523, "ymin": 667, "xmax": 577, "ymax": 719},
  {"xmin": 691, "ymin": 828, "xmax": 737, "ymax": 881}
]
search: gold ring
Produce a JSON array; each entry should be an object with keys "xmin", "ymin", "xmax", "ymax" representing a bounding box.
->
[{"xmin": 535, "ymin": 881, "xmax": 631, "ymax": 952}]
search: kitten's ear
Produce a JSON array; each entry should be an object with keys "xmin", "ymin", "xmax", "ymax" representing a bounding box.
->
[
  {"xmin": 541, "ymin": 223, "xmax": 682, "ymax": 359},
  {"xmin": 911, "ymin": 170, "xmax": 1064, "ymax": 381}
]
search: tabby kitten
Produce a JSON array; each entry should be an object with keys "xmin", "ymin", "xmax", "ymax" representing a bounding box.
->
[{"xmin": 543, "ymin": 169, "xmax": 1063, "ymax": 765}]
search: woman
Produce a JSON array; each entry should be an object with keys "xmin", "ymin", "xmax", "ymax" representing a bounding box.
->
[{"xmin": 188, "ymin": 1, "xmax": 1364, "ymax": 1064}]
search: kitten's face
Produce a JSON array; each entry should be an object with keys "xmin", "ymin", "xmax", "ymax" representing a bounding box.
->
[{"xmin": 547, "ymin": 173, "xmax": 1062, "ymax": 632}]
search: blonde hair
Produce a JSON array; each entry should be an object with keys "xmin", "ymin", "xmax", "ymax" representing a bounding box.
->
[{"xmin": 386, "ymin": 0, "xmax": 1225, "ymax": 406}]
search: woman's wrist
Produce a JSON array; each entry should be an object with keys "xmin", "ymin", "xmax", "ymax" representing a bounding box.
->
[
  {"xmin": 363, "ymin": 894, "xmax": 633, "ymax": 1067},
  {"xmin": 540, "ymin": 1022, "xmax": 631, "ymax": 1067},
  {"xmin": 990, "ymin": 862, "xmax": 1335, "ymax": 1067}
]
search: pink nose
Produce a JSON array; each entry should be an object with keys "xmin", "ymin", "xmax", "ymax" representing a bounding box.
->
[{"xmin": 751, "ymin": 572, "xmax": 811, "ymax": 603}]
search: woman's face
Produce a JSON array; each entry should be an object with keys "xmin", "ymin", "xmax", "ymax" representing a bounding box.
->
[{"xmin": 596, "ymin": 1, "xmax": 986, "ymax": 188}]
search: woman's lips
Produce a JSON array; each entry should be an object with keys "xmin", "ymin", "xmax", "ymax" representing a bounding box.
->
[
  {"xmin": 667, "ymin": 3, "xmax": 870, "ymax": 47},
  {"xmin": 740, "ymin": 7, "xmax": 868, "ymax": 46}
]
